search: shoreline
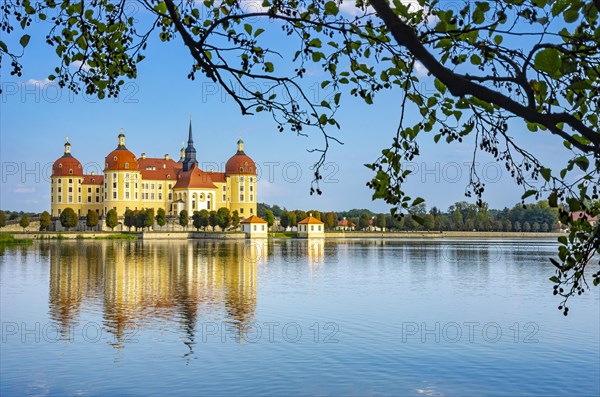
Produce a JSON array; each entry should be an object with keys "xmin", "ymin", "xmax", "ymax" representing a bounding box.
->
[{"xmin": 5, "ymin": 230, "xmax": 565, "ymax": 241}]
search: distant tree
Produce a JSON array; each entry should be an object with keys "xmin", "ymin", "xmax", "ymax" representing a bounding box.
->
[
  {"xmin": 289, "ymin": 212, "xmax": 297, "ymax": 228},
  {"xmin": 39, "ymin": 211, "xmax": 51, "ymax": 231},
  {"xmin": 86, "ymin": 210, "xmax": 99, "ymax": 230},
  {"xmin": 144, "ymin": 208, "xmax": 155, "ymax": 231},
  {"xmin": 532, "ymin": 222, "xmax": 541, "ymax": 233},
  {"xmin": 60, "ymin": 208, "xmax": 77, "ymax": 231},
  {"xmin": 216, "ymin": 207, "xmax": 231, "ymax": 231},
  {"xmin": 358, "ymin": 213, "xmax": 370, "ymax": 230},
  {"xmin": 208, "ymin": 211, "xmax": 218, "ymax": 231},
  {"xmin": 264, "ymin": 210, "xmax": 275, "ymax": 229},
  {"xmin": 376, "ymin": 213, "xmax": 386, "ymax": 230},
  {"xmin": 523, "ymin": 221, "xmax": 531, "ymax": 232},
  {"xmin": 106, "ymin": 209, "xmax": 118, "ymax": 231},
  {"xmin": 124, "ymin": 209, "xmax": 135, "ymax": 231},
  {"xmin": 270, "ymin": 205, "xmax": 283, "ymax": 217},
  {"xmin": 423, "ymin": 214, "xmax": 435, "ymax": 231},
  {"xmin": 385, "ymin": 215, "xmax": 396, "ymax": 231},
  {"xmin": 231, "ymin": 210, "xmax": 240, "ymax": 230},
  {"xmin": 179, "ymin": 210, "xmax": 189, "ymax": 229},
  {"xmin": 514, "ymin": 221, "xmax": 522, "ymax": 232},
  {"xmin": 324, "ymin": 212, "xmax": 337, "ymax": 230},
  {"xmin": 198, "ymin": 209, "xmax": 210, "ymax": 230},
  {"xmin": 135, "ymin": 210, "xmax": 146, "ymax": 231},
  {"xmin": 541, "ymin": 222, "xmax": 549, "ymax": 233},
  {"xmin": 19, "ymin": 214, "xmax": 30, "ymax": 231},
  {"xmin": 192, "ymin": 211, "xmax": 203, "ymax": 231},
  {"xmin": 280, "ymin": 210, "xmax": 290, "ymax": 230},
  {"xmin": 308, "ymin": 210, "xmax": 322, "ymax": 221},
  {"xmin": 155, "ymin": 208, "xmax": 167, "ymax": 229},
  {"xmin": 0, "ymin": 210, "xmax": 6, "ymax": 229},
  {"xmin": 294, "ymin": 210, "xmax": 307, "ymax": 224},
  {"xmin": 503, "ymin": 219, "xmax": 512, "ymax": 232}
]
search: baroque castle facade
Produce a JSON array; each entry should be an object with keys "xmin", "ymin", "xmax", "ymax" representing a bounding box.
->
[{"xmin": 50, "ymin": 121, "xmax": 258, "ymax": 219}]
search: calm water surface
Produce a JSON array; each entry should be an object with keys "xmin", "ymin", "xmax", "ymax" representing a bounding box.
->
[{"xmin": 1, "ymin": 239, "xmax": 598, "ymax": 396}]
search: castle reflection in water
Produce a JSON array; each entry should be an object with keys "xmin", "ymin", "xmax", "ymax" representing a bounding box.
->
[{"xmin": 41, "ymin": 239, "xmax": 326, "ymax": 349}]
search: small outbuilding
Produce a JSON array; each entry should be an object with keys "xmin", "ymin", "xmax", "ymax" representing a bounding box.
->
[
  {"xmin": 240, "ymin": 215, "xmax": 268, "ymax": 238},
  {"xmin": 298, "ymin": 214, "xmax": 325, "ymax": 238}
]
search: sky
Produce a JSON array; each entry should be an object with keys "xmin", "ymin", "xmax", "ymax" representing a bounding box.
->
[{"xmin": 0, "ymin": 2, "xmax": 569, "ymax": 214}]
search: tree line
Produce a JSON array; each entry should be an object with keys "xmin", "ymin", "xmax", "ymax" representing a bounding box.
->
[{"xmin": 257, "ymin": 200, "xmax": 564, "ymax": 232}]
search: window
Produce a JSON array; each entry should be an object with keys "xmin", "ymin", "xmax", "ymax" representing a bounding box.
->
[
  {"xmin": 87, "ymin": 196, "xmax": 92, "ymax": 202},
  {"xmin": 151, "ymin": 183, "xmax": 155, "ymax": 189},
  {"xmin": 125, "ymin": 163, "xmax": 129, "ymax": 169},
  {"xmin": 158, "ymin": 184, "xmax": 162, "ymax": 189},
  {"xmin": 240, "ymin": 186, "xmax": 244, "ymax": 192},
  {"xmin": 158, "ymin": 193, "xmax": 162, "ymax": 200},
  {"xmin": 69, "ymin": 179, "xmax": 73, "ymax": 184},
  {"xmin": 113, "ymin": 192, "xmax": 117, "ymax": 199},
  {"xmin": 58, "ymin": 187, "xmax": 62, "ymax": 193},
  {"xmin": 88, "ymin": 187, "xmax": 91, "ymax": 193},
  {"xmin": 135, "ymin": 183, "xmax": 138, "ymax": 189},
  {"xmin": 240, "ymin": 176, "xmax": 245, "ymax": 182},
  {"xmin": 78, "ymin": 187, "xmax": 81, "ymax": 193},
  {"xmin": 250, "ymin": 195, "xmax": 253, "ymax": 202},
  {"xmin": 58, "ymin": 196, "xmax": 62, "ymax": 203},
  {"xmin": 241, "ymin": 208, "xmax": 244, "ymax": 214},
  {"xmin": 135, "ymin": 174, "xmax": 138, "ymax": 180},
  {"xmin": 250, "ymin": 185, "xmax": 253, "ymax": 192},
  {"xmin": 222, "ymin": 185, "xmax": 226, "ymax": 191},
  {"xmin": 78, "ymin": 196, "xmax": 81, "ymax": 203},
  {"xmin": 125, "ymin": 182, "xmax": 129, "ymax": 189},
  {"xmin": 168, "ymin": 193, "xmax": 172, "ymax": 201},
  {"xmin": 68, "ymin": 187, "xmax": 73, "ymax": 193},
  {"xmin": 311, "ymin": 225, "xmax": 314, "ymax": 231},
  {"xmin": 240, "ymin": 195, "xmax": 244, "ymax": 202},
  {"xmin": 253, "ymin": 225, "xmax": 257, "ymax": 231},
  {"xmin": 96, "ymin": 196, "xmax": 100, "ymax": 203},
  {"xmin": 168, "ymin": 184, "xmax": 172, "ymax": 189},
  {"xmin": 249, "ymin": 167, "xmax": 253, "ymax": 172},
  {"xmin": 125, "ymin": 192, "xmax": 130, "ymax": 199},
  {"xmin": 113, "ymin": 182, "xmax": 117, "ymax": 189},
  {"xmin": 250, "ymin": 177, "xmax": 253, "ymax": 182},
  {"xmin": 261, "ymin": 225, "xmax": 265, "ymax": 231},
  {"xmin": 113, "ymin": 173, "xmax": 117, "ymax": 179},
  {"xmin": 222, "ymin": 194, "xmax": 226, "ymax": 201},
  {"xmin": 104, "ymin": 193, "xmax": 107, "ymax": 199},
  {"xmin": 240, "ymin": 167, "xmax": 243, "ymax": 172},
  {"xmin": 135, "ymin": 193, "xmax": 138, "ymax": 200},
  {"xmin": 96, "ymin": 188, "xmax": 99, "ymax": 193},
  {"xmin": 125, "ymin": 173, "xmax": 130, "ymax": 179},
  {"xmin": 69, "ymin": 169, "xmax": 73, "ymax": 175},
  {"xmin": 318, "ymin": 225, "xmax": 322, "ymax": 231},
  {"xmin": 58, "ymin": 179, "xmax": 62, "ymax": 183},
  {"xmin": 250, "ymin": 208, "xmax": 253, "ymax": 214},
  {"xmin": 68, "ymin": 195, "xmax": 73, "ymax": 203},
  {"xmin": 151, "ymin": 193, "xmax": 155, "ymax": 200}
]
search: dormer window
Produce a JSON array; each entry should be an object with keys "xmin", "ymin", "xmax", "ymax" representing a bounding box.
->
[
  {"xmin": 239, "ymin": 167, "xmax": 243, "ymax": 172},
  {"xmin": 113, "ymin": 156, "xmax": 117, "ymax": 161},
  {"xmin": 59, "ymin": 164, "xmax": 63, "ymax": 168},
  {"xmin": 125, "ymin": 163, "xmax": 129, "ymax": 169},
  {"xmin": 69, "ymin": 169, "xmax": 73, "ymax": 175}
]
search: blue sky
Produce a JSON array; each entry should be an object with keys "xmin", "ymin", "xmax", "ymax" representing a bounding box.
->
[{"xmin": 0, "ymin": 3, "xmax": 568, "ymax": 214}]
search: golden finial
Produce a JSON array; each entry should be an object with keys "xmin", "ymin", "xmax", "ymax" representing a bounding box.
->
[{"xmin": 65, "ymin": 136, "xmax": 69, "ymax": 143}]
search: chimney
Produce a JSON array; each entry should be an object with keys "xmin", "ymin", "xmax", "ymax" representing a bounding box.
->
[{"xmin": 141, "ymin": 153, "xmax": 146, "ymax": 159}]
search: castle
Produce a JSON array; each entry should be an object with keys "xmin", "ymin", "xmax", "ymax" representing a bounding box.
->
[{"xmin": 50, "ymin": 120, "xmax": 258, "ymax": 220}]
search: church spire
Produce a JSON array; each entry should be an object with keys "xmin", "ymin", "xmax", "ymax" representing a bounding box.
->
[{"xmin": 182, "ymin": 116, "xmax": 197, "ymax": 172}]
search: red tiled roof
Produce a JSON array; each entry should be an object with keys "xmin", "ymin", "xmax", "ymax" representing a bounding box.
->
[
  {"xmin": 105, "ymin": 147, "xmax": 138, "ymax": 171},
  {"xmin": 52, "ymin": 155, "xmax": 84, "ymax": 177},
  {"xmin": 82, "ymin": 174, "xmax": 104, "ymax": 185},
  {"xmin": 206, "ymin": 171, "xmax": 227, "ymax": 183},
  {"xmin": 138, "ymin": 158, "xmax": 180, "ymax": 180},
  {"xmin": 240, "ymin": 215, "xmax": 267, "ymax": 224},
  {"xmin": 226, "ymin": 152, "xmax": 256, "ymax": 175},
  {"xmin": 298, "ymin": 215, "xmax": 324, "ymax": 225},
  {"xmin": 338, "ymin": 219, "xmax": 351, "ymax": 227},
  {"xmin": 570, "ymin": 211, "xmax": 598, "ymax": 222},
  {"xmin": 173, "ymin": 164, "xmax": 217, "ymax": 189}
]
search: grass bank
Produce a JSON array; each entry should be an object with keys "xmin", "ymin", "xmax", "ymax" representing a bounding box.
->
[
  {"xmin": 269, "ymin": 231, "xmax": 298, "ymax": 238},
  {"xmin": 0, "ymin": 232, "xmax": 33, "ymax": 246}
]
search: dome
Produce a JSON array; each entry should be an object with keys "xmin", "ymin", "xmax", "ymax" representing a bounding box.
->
[
  {"xmin": 104, "ymin": 148, "xmax": 139, "ymax": 171},
  {"xmin": 52, "ymin": 154, "xmax": 84, "ymax": 177},
  {"xmin": 225, "ymin": 139, "xmax": 256, "ymax": 175},
  {"xmin": 104, "ymin": 133, "xmax": 139, "ymax": 171}
]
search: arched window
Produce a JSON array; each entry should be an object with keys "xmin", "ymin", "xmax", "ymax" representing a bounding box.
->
[
  {"xmin": 59, "ymin": 164, "xmax": 63, "ymax": 168},
  {"xmin": 69, "ymin": 169, "xmax": 73, "ymax": 175},
  {"xmin": 192, "ymin": 193, "xmax": 197, "ymax": 209}
]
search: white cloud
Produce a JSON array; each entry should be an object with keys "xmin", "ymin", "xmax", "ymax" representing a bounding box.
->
[
  {"xmin": 13, "ymin": 185, "xmax": 36, "ymax": 194},
  {"xmin": 414, "ymin": 60, "xmax": 429, "ymax": 77},
  {"xmin": 23, "ymin": 78, "xmax": 53, "ymax": 88},
  {"xmin": 69, "ymin": 60, "xmax": 91, "ymax": 71},
  {"xmin": 257, "ymin": 179, "xmax": 287, "ymax": 200}
]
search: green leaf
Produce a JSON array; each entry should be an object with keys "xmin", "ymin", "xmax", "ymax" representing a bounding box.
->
[
  {"xmin": 521, "ymin": 190, "xmax": 537, "ymax": 200},
  {"xmin": 540, "ymin": 167, "xmax": 551, "ymax": 182},
  {"xmin": 254, "ymin": 28, "xmax": 265, "ymax": 38},
  {"xmin": 434, "ymin": 78, "xmax": 447, "ymax": 94},
  {"xmin": 244, "ymin": 24, "xmax": 252, "ymax": 35},
  {"xmin": 534, "ymin": 48, "xmax": 562, "ymax": 77},
  {"xmin": 324, "ymin": 1, "xmax": 339, "ymax": 16},
  {"xmin": 20, "ymin": 34, "xmax": 31, "ymax": 48},
  {"xmin": 264, "ymin": 62, "xmax": 274, "ymax": 72}
]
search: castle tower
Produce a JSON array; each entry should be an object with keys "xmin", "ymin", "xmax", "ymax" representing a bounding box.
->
[{"xmin": 182, "ymin": 119, "xmax": 197, "ymax": 172}]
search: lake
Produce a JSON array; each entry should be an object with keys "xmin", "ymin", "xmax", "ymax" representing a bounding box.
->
[{"xmin": 1, "ymin": 239, "xmax": 598, "ymax": 396}]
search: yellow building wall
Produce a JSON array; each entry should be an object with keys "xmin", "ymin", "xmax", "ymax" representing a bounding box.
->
[
  {"xmin": 51, "ymin": 176, "xmax": 85, "ymax": 217},
  {"xmin": 227, "ymin": 174, "xmax": 257, "ymax": 218},
  {"xmin": 102, "ymin": 170, "xmax": 142, "ymax": 216}
]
